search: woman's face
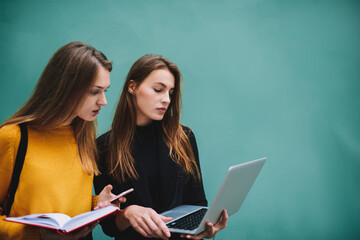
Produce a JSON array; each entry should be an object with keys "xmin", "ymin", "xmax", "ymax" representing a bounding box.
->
[
  {"xmin": 76, "ymin": 66, "xmax": 110, "ymax": 122},
  {"xmin": 130, "ymin": 68, "xmax": 175, "ymax": 126}
]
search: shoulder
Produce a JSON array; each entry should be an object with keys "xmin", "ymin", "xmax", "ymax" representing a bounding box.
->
[
  {"xmin": 180, "ymin": 125, "xmax": 199, "ymax": 155},
  {"xmin": 0, "ymin": 124, "xmax": 21, "ymax": 146},
  {"xmin": 0, "ymin": 124, "xmax": 20, "ymax": 135},
  {"xmin": 0, "ymin": 124, "xmax": 21, "ymax": 165},
  {"xmin": 181, "ymin": 125, "xmax": 195, "ymax": 138}
]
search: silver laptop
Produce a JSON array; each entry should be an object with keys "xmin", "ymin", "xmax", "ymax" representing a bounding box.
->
[{"xmin": 161, "ymin": 157, "xmax": 266, "ymax": 235}]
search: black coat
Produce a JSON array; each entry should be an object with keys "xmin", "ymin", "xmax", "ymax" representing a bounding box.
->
[{"xmin": 94, "ymin": 123, "xmax": 207, "ymax": 239}]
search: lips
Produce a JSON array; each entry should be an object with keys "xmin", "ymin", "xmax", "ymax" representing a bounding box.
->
[
  {"xmin": 93, "ymin": 109, "xmax": 101, "ymax": 115},
  {"xmin": 156, "ymin": 107, "xmax": 167, "ymax": 113}
]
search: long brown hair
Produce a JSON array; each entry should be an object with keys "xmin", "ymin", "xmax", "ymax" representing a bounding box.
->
[
  {"xmin": 1, "ymin": 41, "xmax": 112, "ymax": 175},
  {"xmin": 109, "ymin": 54, "xmax": 200, "ymax": 183}
]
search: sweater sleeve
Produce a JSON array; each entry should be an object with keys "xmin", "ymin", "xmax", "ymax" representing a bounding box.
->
[{"xmin": 0, "ymin": 125, "xmax": 28, "ymax": 239}]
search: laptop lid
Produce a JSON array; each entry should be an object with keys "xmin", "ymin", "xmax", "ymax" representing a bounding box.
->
[{"xmin": 164, "ymin": 157, "xmax": 267, "ymax": 234}]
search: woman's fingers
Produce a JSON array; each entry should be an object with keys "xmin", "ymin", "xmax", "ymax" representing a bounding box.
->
[
  {"xmin": 180, "ymin": 223, "xmax": 214, "ymax": 239},
  {"xmin": 151, "ymin": 214, "xmax": 171, "ymax": 238},
  {"xmin": 160, "ymin": 215, "xmax": 173, "ymax": 222},
  {"xmin": 96, "ymin": 185, "xmax": 128, "ymax": 209},
  {"xmin": 136, "ymin": 211, "xmax": 170, "ymax": 239},
  {"xmin": 111, "ymin": 196, "xmax": 126, "ymax": 208},
  {"xmin": 131, "ymin": 215, "xmax": 154, "ymax": 237},
  {"xmin": 214, "ymin": 209, "xmax": 228, "ymax": 230},
  {"xmin": 180, "ymin": 209, "xmax": 228, "ymax": 239},
  {"xmin": 98, "ymin": 185, "xmax": 113, "ymax": 200},
  {"xmin": 125, "ymin": 205, "xmax": 170, "ymax": 239},
  {"xmin": 96, "ymin": 184, "xmax": 114, "ymax": 208}
]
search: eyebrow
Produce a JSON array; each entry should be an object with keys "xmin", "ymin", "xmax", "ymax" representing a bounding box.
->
[{"xmin": 93, "ymin": 84, "xmax": 110, "ymax": 89}]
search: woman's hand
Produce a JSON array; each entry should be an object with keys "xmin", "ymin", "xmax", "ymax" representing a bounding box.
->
[
  {"xmin": 180, "ymin": 209, "xmax": 228, "ymax": 239},
  {"xmin": 94, "ymin": 184, "xmax": 126, "ymax": 210},
  {"xmin": 39, "ymin": 221, "xmax": 98, "ymax": 240},
  {"xmin": 115, "ymin": 205, "xmax": 172, "ymax": 240}
]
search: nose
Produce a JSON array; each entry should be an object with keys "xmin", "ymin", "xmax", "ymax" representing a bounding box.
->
[
  {"xmin": 162, "ymin": 92, "xmax": 171, "ymax": 105},
  {"xmin": 98, "ymin": 92, "xmax": 107, "ymax": 106}
]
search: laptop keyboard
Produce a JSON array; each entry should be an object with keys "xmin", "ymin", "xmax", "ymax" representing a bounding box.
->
[{"xmin": 167, "ymin": 208, "xmax": 207, "ymax": 230}]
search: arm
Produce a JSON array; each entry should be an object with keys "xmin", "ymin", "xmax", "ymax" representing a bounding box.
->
[{"xmin": 0, "ymin": 125, "xmax": 27, "ymax": 240}]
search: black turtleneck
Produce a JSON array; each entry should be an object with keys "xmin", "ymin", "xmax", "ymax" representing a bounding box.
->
[
  {"xmin": 133, "ymin": 123, "xmax": 162, "ymax": 211},
  {"xmin": 94, "ymin": 122, "xmax": 207, "ymax": 240}
]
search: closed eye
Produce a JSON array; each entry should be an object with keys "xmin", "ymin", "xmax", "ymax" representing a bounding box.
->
[
  {"xmin": 90, "ymin": 87, "xmax": 109, "ymax": 95},
  {"xmin": 154, "ymin": 88, "xmax": 161, "ymax": 93}
]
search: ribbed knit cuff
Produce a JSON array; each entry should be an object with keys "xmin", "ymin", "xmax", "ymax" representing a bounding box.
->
[{"xmin": 91, "ymin": 195, "xmax": 99, "ymax": 210}]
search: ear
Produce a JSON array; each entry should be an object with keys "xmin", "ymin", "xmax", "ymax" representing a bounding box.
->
[{"xmin": 128, "ymin": 80, "xmax": 137, "ymax": 94}]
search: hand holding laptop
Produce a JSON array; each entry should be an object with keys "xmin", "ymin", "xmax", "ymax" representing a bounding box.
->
[
  {"xmin": 162, "ymin": 158, "xmax": 266, "ymax": 236},
  {"xmin": 180, "ymin": 209, "xmax": 228, "ymax": 239}
]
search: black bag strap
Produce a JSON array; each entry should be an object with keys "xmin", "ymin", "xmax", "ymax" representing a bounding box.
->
[{"xmin": 4, "ymin": 123, "xmax": 28, "ymax": 216}]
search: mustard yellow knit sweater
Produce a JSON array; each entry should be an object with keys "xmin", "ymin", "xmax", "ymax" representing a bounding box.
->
[{"xmin": 0, "ymin": 124, "xmax": 94, "ymax": 239}]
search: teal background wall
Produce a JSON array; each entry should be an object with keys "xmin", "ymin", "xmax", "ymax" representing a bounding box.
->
[{"xmin": 1, "ymin": 0, "xmax": 359, "ymax": 239}]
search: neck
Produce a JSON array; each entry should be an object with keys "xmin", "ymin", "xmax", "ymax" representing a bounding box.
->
[
  {"xmin": 136, "ymin": 118, "xmax": 153, "ymax": 127},
  {"xmin": 60, "ymin": 115, "xmax": 75, "ymax": 126}
]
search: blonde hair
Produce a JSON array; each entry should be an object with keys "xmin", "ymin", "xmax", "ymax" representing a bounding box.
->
[{"xmin": 1, "ymin": 42, "xmax": 112, "ymax": 175}]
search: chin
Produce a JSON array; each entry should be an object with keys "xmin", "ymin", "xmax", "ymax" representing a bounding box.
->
[
  {"xmin": 153, "ymin": 116, "xmax": 165, "ymax": 121},
  {"xmin": 80, "ymin": 116, "xmax": 97, "ymax": 122}
]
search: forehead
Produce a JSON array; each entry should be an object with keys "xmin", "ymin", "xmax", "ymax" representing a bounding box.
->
[
  {"xmin": 93, "ymin": 66, "xmax": 110, "ymax": 87},
  {"xmin": 142, "ymin": 68, "xmax": 175, "ymax": 88}
]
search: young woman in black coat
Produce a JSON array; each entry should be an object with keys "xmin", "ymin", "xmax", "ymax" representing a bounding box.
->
[{"xmin": 94, "ymin": 55, "xmax": 227, "ymax": 240}]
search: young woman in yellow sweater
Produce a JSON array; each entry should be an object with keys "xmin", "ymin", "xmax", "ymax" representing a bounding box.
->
[{"xmin": 0, "ymin": 42, "xmax": 119, "ymax": 240}]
